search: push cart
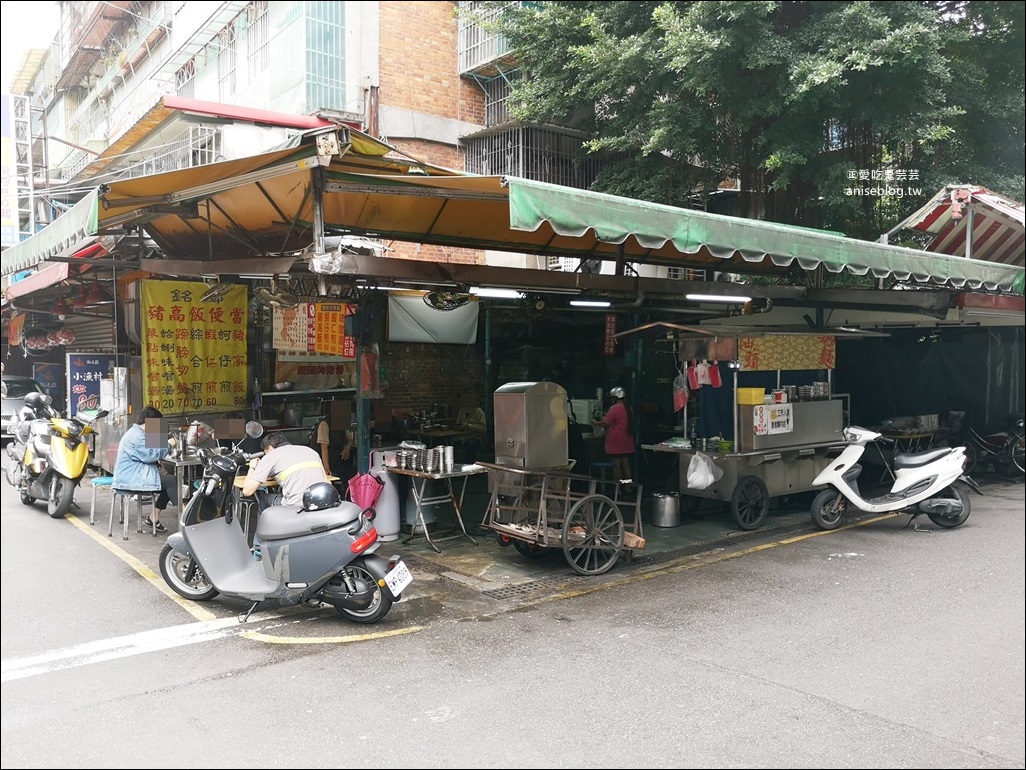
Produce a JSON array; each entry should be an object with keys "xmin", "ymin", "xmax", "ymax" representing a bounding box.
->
[
  {"xmin": 478, "ymin": 461, "xmax": 645, "ymax": 576},
  {"xmin": 642, "ymin": 438, "xmax": 845, "ymax": 531}
]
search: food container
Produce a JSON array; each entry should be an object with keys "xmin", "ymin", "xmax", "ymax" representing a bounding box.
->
[
  {"xmin": 649, "ymin": 492, "xmax": 681, "ymax": 528},
  {"xmin": 736, "ymin": 387, "xmax": 765, "ymax": 405}
]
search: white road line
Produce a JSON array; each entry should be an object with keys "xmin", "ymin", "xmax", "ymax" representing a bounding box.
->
[{"xmin": 0, "ymin": 609, "xmax": 306, "ymax": 682}]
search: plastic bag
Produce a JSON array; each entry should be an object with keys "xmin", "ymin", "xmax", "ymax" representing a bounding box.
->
[
  {"xmin": 672, "ymin": 373, "xmax": 689, "ymax": 412},
  {"xmin": 686, "ymin": 451, "xmax": 723, "ymax": 490}
]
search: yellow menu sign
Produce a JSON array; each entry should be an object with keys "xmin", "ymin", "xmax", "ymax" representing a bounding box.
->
[
  {"xmin": 738, "ymin": 335, "xmax": 835, "ymax": 371},
  {"xmin": 140, "ymin": 279, "xmax": 249, "ymax": 412}
]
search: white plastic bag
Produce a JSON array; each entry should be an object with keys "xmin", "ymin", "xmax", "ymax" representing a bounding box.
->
[{"xmin": 686, "ymin": 451, "xmax": 723, "ymax": 490}]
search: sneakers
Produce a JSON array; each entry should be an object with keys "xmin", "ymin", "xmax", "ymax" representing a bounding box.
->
[{"xmin": 142, "ymin": 517, "xmax": 167, "ymax": 533}]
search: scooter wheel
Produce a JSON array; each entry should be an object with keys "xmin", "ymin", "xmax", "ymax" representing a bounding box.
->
[
  {"xmin": 926, "ymin": 483, "xmax": 971, "ymax": 528},
  {"xmin": 811, "ymin": 489, "xmax": 845, "ymax": 531},
  {"xmin": 20, "ymin": 490, "xmax": 36, "ymax": 506},
  {"xmin": 159, "ymin": 544, "xmax": 219, "ymax": 601}
]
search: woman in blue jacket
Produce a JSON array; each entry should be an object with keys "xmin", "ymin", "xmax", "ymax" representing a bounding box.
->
[{"xmin": 112, "ymin": 405, "xmax": 178, "ymax": 533}]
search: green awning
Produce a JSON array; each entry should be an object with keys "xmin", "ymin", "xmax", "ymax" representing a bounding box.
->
[
  {"xmin": 505, "ymin": 178, "xmax": 1025, "ymax": 294},
  {"xmin": 1, "ymin": 190, "xmax": 99, "ymax": 276}
]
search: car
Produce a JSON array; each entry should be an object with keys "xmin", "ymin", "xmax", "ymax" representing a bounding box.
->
[{"xmin": 1, "ymin": 375, "xmax": 45, "ymax": 442}]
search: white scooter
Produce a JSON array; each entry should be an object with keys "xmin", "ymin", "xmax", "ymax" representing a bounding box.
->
[{"xmin": 810, "ymin": 426, "xmax": 981, "ymax": 531}]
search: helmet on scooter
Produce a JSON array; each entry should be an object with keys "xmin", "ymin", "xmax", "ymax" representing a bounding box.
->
[
  {"xmin": 301, "ymin": 482, "xmax": 341, "ymax": 512},
  {"xmin": 23, "ymin": 392, "xmax": 51, "ymax": 410}
]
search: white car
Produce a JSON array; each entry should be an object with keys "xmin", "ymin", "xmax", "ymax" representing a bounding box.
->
[{"xmin": 1, "ymin": 375, "xmax": 44, "ymax": 442}]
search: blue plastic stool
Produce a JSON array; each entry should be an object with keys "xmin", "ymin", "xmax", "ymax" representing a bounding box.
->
[
  {"xmin": 589, "ymin": 461, "xmax": 613, "ymax": 483},
  {"xmin": 90, "ymin": 476, "xmax": 114, "ymax": 526}
]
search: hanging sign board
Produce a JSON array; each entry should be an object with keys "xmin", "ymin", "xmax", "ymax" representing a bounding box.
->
[
  {"xmin": 66, "ymin": 353, "xmax": 116, "ymax": 417},
  {"xmin": 140, "ymin": 280, "xmax": 248, "ymax": 412},
  {"xmin": 738, "ymin": 335, "xmax": 835, "ymax": 372}
]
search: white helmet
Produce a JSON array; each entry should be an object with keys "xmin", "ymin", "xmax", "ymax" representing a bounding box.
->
[{"xmin": 609, "ymin": 387, "xmax": 626, "ymax": 399}]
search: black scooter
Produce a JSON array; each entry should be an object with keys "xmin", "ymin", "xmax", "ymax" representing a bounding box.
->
[{"xmin": 158, "ymin": 421, "xmax": 411, "ymax": 624}]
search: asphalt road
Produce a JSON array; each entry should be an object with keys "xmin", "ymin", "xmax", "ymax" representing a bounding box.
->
[{"xmin": 1, "ymin": 452, "xmax": 1023, "ymax": 769}]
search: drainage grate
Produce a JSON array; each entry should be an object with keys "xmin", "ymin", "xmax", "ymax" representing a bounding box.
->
[{"xmin": 482, "ymin": 576, "xmax": 580, "ymax": 600}]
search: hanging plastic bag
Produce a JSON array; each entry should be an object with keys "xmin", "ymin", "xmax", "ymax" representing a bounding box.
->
[
  {"xmin": 686, "ymin": 451, "xmax": 723, "ymax": 490},
  {"xmin": 708, "ymin": 361, "xmax": 723, "ymax": 388},
  {"xmin": 687, "ymin": 361, "xmax": 701, "ymax": 390},
  {"xmin": 673, "ymin": 373, "xmax": 689, "ymax": 412}
]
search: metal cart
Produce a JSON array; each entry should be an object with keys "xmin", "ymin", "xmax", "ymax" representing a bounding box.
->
[
  {"xmin": 642, "ymin": 439, "xmax": 845, "ymax": 530},
  {"xmin": 478, "ymin": 461, "xmax": 645, "ymax": 576}
]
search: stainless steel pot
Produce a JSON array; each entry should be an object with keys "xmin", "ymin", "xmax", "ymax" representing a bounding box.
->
[{"xmin": 649, "ymin": 492, "xmax": 681, "ymax": 528}]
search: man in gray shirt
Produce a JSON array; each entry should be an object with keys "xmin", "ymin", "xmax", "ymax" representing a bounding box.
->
[{"xmin": 242, "ymin": 432, "xmax": 327, "ymax": 507}]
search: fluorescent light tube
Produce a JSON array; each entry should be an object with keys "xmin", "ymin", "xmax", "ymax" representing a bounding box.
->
[
  {"xmin": 685, "ymin": 293, "xmax": 752, "ymax": 304},
  {"xmin": 470, "ymin": 287, "xmax": 524, "ymax": 299},
  {"xmin": 570, "ymin": 299, "xmax": 612, "ymax": 308}
]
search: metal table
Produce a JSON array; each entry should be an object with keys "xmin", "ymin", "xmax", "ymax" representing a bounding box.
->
[
  {"xmin": 160, "ymin": 455, "xmax": 203, "ymax": 514},
  {"xmin": 385, "ymin": 465, "xmax": 486, "ymax": 553}
]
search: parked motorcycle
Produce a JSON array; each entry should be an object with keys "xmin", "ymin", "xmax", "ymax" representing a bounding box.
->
[
  {"xmin": 158, "ymin": 421, "xmax": 411, "ymax": 624},
  {"xmin": 810, "ymin": 426, "xmax": 981, "ymax": 531},
  {"xmin": 4, "ymin": 392, "xmax": 109, "ymax": 518}
]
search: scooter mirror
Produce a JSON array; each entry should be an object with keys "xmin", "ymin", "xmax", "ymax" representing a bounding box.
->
[
  {"xmin": 95, "ymin": 410, "xmax": 110, "ymax": 420},
  {"xmin": 245, "ymin": 420, "xmax": 264, "ymax": 439}
]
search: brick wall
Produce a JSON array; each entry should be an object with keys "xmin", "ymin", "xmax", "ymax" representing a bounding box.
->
[
  {"xmin": 377, "ymin": 338, "xmax": 486, "ymax": 419},
  {"xmin": 378, "ymin": 1, "xmax": 483, "ymax": 125}
]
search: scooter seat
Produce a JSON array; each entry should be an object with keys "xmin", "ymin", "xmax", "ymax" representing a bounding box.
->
[
  {"xmin": 256, "ymin": 501, "xmax": 364, "ymax": 541},
  {"xmin": 892, "ymin": 447, "xmax": 953, "ymax": 470}
]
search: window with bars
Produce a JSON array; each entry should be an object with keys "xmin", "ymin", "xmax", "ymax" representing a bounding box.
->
[
  {"xmin": 463, "ymin": 125, "xmax": 603, "ymax": 189},
  {"xmin": 175, "ymin": 58, "xmax": 195, "ymax": 99},
  {"xmin": 481, "ymin": 74, "xmax": 519, "ymax": 127},
  {"xmin": 248, "ymin": 1, "xmax": 270, "ymax": 80},
  {"xmin": 305, "ymin": 1, "xmax": 345, "ymax": 112},
  {"xmin": 218, "ymin": 23, "xmax": 237, "ymax": 101}
]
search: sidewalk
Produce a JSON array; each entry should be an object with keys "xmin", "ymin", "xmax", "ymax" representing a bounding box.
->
[{"xmin": 387, "ymin": 471, "xmax": 816, "ymax": 594}]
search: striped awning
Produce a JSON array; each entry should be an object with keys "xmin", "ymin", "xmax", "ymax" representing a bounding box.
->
[{"xmin": 894, "ymin": 186, "xmax": 1025, "ymax": 267}]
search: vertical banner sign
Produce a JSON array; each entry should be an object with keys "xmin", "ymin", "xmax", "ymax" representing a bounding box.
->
[
  {"xmin": 313, "ymin": 302, "xmax": 349, "ymax": 355},
  {"xmin": 66, "ymin": 353, "xmax": 115, "ymax": 417},
  {"xmin": 33, "ymin": 362, "xmax": 65, "ymax": 410},
  {"xmin": 603, "ymin": 314, "xmax": 617, "ymax": 357},
  {"xmin": 140, "ymin": 280, "xmax": 248, "ymax": 412},
  {"xmin": 1, "ymin": 96, "xmax": 18, "ymax": 247}
]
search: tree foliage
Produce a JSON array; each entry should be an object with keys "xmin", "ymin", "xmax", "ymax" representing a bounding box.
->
[{"xmin": 478, "ymin": 1, "xmax": 1025, "ymax": 242}]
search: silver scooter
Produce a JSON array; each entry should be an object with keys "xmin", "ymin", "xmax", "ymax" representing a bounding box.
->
[{"xmin": 158, "ymin": 421, "xmax": 411, "ymax": 624}]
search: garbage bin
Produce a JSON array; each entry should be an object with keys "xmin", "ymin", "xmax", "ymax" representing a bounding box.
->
[{"xmin": 649, "ymin": 492, "xmax": 681, "ymax": 528}]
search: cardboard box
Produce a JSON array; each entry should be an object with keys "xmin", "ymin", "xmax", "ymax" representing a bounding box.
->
[{"xmin": 736, "ymin": 387, "xmax": 765, "ymax": 405}]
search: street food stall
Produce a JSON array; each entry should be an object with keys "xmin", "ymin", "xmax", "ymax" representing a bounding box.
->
[
  {"xmin": 640, "ymin": 331, "xmax": 848, "ymax": 531},
  {"xmin": 480, "ymin": 381, "xmax": 645, "ymax": 575}
]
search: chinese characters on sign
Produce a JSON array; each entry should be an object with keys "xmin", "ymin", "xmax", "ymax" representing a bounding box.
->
[
  {"xmin": 738, "ymin": 335, "xmax": 835, "ymax": 372},
  {"xmin": 65, "ymin": 353, "xmax": 115, "ymax": 417},
  {"xmin": 272, "ymin": 302, "xmax": 356, "ymax": 357},
  {"xmin": 603, "ymin": 314, "xmax": 617, "ymax": 357},
  {"xmin": 140, "ymin": 280, "xmax": 249, "ymax": 412},
  {"xmin": 753, "ymin": 404, "xmax": 793, "ymax": 436}
]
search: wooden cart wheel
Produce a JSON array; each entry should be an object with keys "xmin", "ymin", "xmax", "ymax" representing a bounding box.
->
[
  {"xmin": 730, "ymin": 475, "xmax": 770, "ymax": 531},
  {"xmin": 561, "ymin": 494, "xmax": 624, "ymax": 576}
]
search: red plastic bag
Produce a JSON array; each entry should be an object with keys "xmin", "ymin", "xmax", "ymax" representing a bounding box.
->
[
  {"xmin": 673, "ymin": 373, "xmax": 689, "ymax": 412},
  {"xmin": 686, "ymin": 361, "xmax": 701, "ymax": 390},
  {"xmin": 708, "ymin": 361, "xmax": 723, "ymax": 388}
]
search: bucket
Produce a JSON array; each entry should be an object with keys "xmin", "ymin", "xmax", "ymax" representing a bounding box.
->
[{"xmin": 649, "ymin": 492, "xmax": 681, "ymax": 528}]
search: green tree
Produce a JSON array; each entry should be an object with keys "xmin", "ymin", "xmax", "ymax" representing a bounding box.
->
[{"xmin": 479, "ymin": 0, "xmax": 1024, "ymax": 243}]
